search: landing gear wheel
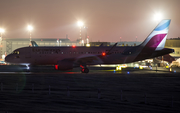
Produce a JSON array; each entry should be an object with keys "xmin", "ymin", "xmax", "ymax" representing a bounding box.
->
[
  {"xmin": 84, "ymin": 68, "xmax": 89, "ymax": 73},
  {"xmin": 81, "ymin": 68, "xmax": 89, "ymax": 73}
]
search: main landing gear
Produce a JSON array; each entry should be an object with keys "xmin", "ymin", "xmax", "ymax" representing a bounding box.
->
[{"xmin": 81, "ymin": 68, "xmax": 89, "ymax": 73}]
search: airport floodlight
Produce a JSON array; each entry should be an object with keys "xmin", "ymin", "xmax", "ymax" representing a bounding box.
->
[
  {"xmin": 27, "ymin": 25, "xmax": 33, "ymax": 31},
  {"xmin": 27, "ymin": 25, "xmax": 33, "ymax": 43},
  {"xmin": 57, "ymin": 39, "xmax": 61, "ymax": 46},
  {"xmin": 77, "ymin": 21, "xmax": 84, "ymax": 27},
  {"xmin": 153, "ymin": 12, "xmax": 163, "ymax": 21},
  {"xmin": 60, "ymin": 40, "xmax": 62, "ymax": 46},
  {"xmin": 0, "ymin": 28, "xmax": 5, "ymax": 33},
  {"xmin": 82, "ymin": 40, "xmax": 84, "ymax": 46},
  {"xmin": 86, "ymin": 38, "xmax": 89, "ymax": 44},
  {"xmin": 0, "ymin": 28, "xmax": 5, "ymax": 59},
  {"xmin": 77, "ymin": 21, "xmax": 84, "ymax": 41}
]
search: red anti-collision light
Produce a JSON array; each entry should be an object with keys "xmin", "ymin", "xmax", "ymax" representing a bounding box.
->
[
  {"xmin": 72, "ymin": 45, "xmax": 76, "ymax": 48},
  {"xmin": 102, "ymin": 52, "xmax": 106, "ymax": 56},
  {"xmin": 55, "ymin": 65, "xmax": 58, "ymax": 70}
]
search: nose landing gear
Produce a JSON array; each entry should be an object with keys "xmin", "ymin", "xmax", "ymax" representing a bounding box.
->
[
  {"xmin": 81, "ymin": 68, "xmax": 89, "ymax": 73},
  {"xmin": 80, "ymin": 65, "xmax": 89, "ymax": 73}
]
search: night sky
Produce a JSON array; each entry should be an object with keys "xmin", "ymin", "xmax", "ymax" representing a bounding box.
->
[{"xmin": 0, "ymin": 0, "xmax": 180, "ymax": 42}]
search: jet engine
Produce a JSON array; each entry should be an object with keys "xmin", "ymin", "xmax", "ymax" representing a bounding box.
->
[{"xmin": 55, "ymin": 60, "xmax": 74, "ymax": 70}]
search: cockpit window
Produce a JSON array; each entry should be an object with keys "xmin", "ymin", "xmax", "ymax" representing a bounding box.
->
[{"xmin": 12, "ymin": 51, "xmax": 20, "ymax": 54}]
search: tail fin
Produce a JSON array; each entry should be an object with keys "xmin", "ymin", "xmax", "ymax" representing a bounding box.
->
[
  {"xmin": 141, "ymin": 19, "xmax": 171, "ymax": 51},
  {"xmin": 31, "ymin": 41, "xmax": 38, "ymax": 47}
]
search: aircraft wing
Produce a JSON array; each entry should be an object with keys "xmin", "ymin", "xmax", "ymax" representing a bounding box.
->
[
  {"xmin": 65, "ymin": 43, "xmax": 118, "ymax": 65},
  {"xmin": 74, "ymin": 54, "xmax": 104, "ymax": 65}
]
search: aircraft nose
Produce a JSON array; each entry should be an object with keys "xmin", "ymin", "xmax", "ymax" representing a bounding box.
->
[{"xmin": 5, "ymin": 55, "xmax": 12, "ymax": 63}]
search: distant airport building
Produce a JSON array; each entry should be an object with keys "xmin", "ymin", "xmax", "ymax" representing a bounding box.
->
[
  {"xmin": 4, "ymin": 38, "xmax": 79, "ymax": 54},
  {"xmin": 165, "ymin": 37, "xmax": 180, "ymax": 59},
  {"xmin": 90, "ymin": 42, "xmax": 110, "ymax": 46},
  {"xmin": 115, "ymin": 41, "xmax": 142, "ymax": 46}
]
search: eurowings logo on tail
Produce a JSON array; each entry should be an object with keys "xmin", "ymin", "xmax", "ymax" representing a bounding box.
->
[{"xmin": 141, "ymin": 19, "xmax": 171, "ymax": 51}]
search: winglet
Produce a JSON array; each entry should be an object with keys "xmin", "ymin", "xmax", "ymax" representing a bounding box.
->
[{"xmin": 31, "ymin": 41, "xmax": 38, "ymax": 47}]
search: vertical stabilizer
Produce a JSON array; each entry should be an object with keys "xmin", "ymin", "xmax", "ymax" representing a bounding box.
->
[{"xmin": 141, "ymin": 19, "xmax": 171, "ymax": 51}]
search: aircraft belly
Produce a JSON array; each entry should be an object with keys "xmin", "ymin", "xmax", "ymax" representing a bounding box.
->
[
  {"xmin": 103, "ymin": 55, "xmax": 136, "ymax": 64},
  {"xmin": 102, "ymin": 55, "xmax": 125, "ymax": 64}
]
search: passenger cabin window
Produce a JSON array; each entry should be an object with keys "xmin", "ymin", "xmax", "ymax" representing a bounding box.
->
[{"xmin": 12, "ymin": 51, "xmax": 19, "ymax": 54}]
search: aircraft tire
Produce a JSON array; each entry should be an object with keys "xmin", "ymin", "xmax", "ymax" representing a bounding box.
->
[
  {"xmin": 84, "ymin": 68, "xmax": 89, "ymax": 73},
  {"xmin": 81, "ymin": 68, "xmax": 89, "ymax": 73}
]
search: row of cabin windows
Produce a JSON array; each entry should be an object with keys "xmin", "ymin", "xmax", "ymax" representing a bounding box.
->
[{"xmin": 35, "ymin": 51, "xmax": 123, "ymax": 54}]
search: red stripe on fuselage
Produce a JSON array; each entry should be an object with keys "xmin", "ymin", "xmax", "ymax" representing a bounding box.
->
[{"xmin": 144, "ymin": 34, "xmax": 167, "ymax": 49}]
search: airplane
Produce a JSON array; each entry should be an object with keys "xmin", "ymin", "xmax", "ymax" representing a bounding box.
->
[{"xmin": 5, "ymin": 19, "xmax": 174, "ymax": 73}]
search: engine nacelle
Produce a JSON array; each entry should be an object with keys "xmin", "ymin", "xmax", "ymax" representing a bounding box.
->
[{"xmin": 55, "ymin": 60, "xmax": 74, "ymax": 71}]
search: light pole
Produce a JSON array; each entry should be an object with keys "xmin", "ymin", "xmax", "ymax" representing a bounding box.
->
[
  {"xmin": 86, "ymin": 36, "xmax": 89, "ymax": 44},
  {"xmin": 57, "ymin": 39, "xmax": 59, "ymax": 46},
  {"xmin": 0, "ymin": 28, "xmax": 5, "ymax": 38},
  {"xmin": 82, "ymin": 40, "xmax": 84, "ymax": 46},
  {"xmin": 57, "ymin": 39, "xmax": 62, "ymax": 46},
  {"xmin": 77, "ymin": 21, "xmax": 84, "ymax": 46},
  {"xmin": 60, "ymin": 40, "xmax": 62, "ymax": 46},
  {"xmin": 0, "ymin": 28, "xmax": 5, "ymax": 60},
  {"xmin": 27, "ymin": 25, "xmax": 33, "ymax": 45},
  {"xmin": 84, "ymin": 26, "xmax": 88, "ymax": 43}
]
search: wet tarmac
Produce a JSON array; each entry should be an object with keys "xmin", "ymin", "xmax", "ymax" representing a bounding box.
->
[{"xmin": 0, "ymin": 65, "xmax": 180, "ymax": 113}]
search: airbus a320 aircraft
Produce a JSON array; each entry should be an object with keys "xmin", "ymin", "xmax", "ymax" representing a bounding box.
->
[{"xmin": 5, "ymin": 19, "xmax": 174, "ymax": 73}]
